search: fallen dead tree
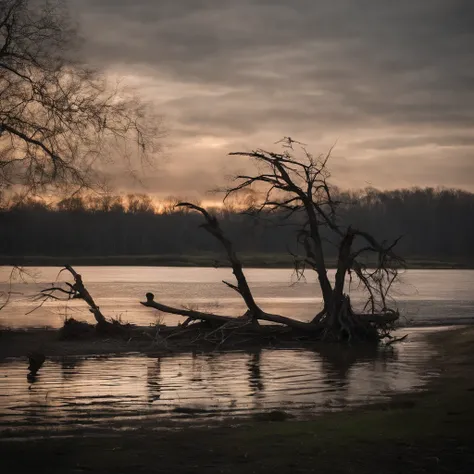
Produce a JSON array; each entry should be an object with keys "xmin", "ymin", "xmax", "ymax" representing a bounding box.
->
[
  {"xmin": 141, "ymin": 203, "xmax": 326, "ymax": 334},
  {"xmin": 35, "ymin": 139, "xmax": 404, "ymax": 348},
  {"xmin": 141, "ymin": 138, "xmax": 404, "ymax": 344},
  {"xmin": 35, "ymin": 264, "xmax": 324, "ymax": 350}
]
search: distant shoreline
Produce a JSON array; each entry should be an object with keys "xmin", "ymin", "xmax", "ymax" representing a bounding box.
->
[{"xmin": 1, "ymin": 254, "xmax": 473, "ymax": 269}]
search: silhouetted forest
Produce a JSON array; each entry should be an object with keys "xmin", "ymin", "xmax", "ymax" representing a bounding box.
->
[{"xmin": 1, "ymin": 188, "xmax": 473, "ymax": 266}]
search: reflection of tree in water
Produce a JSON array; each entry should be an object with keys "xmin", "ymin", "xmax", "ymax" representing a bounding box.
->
[
  {"xmin": 146, "ymin": 357, "xmax": 162, "ymax": 404},
  {"xmin": 25, "ymin": 367, "xmax": 53, "ymax": 425},
  {"xmin": 316, "ymin": 344, "xmax": 398, "ymax": 405},
  {"xmin": 60, "ymin": 357, "xmax": 84, "ymax": 382},
  {"xmin": 27, "ymin": 372, "xmax": 39, "ymax": 384},
  {"xmin": 25, "ymin": 387, "xmax": 51, "ymax": 424},
  {"xmin": 247, "ymin": 350, "xmax": 265, "ymax": 396}
]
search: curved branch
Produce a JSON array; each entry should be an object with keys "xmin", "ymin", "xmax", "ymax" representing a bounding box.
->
[
  {"xmin": 176, "ymin": 202, "xmax": 262, "ymax": 320},
  {"xmin": 1, "ymin": 123, "xmax": 60, "ymax": 160},
  {"xmin": 36, "ymin": 265, "xmax": 107, "ymax": 325}
]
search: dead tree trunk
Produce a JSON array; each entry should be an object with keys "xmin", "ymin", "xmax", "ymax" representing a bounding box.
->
[
  {"xmin": 141, "ymin": 292, "xmax": 235, "ymax": 327},
  {"xmin": 323, "ymin": 229, "xmax": 356, "ymax": 338},
  {"xmin": 142, "ymin": 205, "xmax": 324, "ymax": 333},
  {"xmin": 64, "ymin": 265, "xmax": 108, "ymax": 326},
  {"xmin": 227, "ymin": 140, "xmax": 403, "ymax": 342},
  {"xmin": 141, "ymin": 139, "xmax": 403, "ymax": 344},
  {"xmin": 141, "ymin": 292, "xmax": 323, "ymax": 332},
  {"xmin": 38, "ymin": 265, "xmax": 112, "ymax": 330},
  {"xmin": 176, "ymin": 202, "xmax": 263, "ymax": 324}
]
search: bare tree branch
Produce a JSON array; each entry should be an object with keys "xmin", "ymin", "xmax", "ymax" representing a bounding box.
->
[
  {"xmin": 176, "ymin": 201, "xmax": 262, "ymax": 322},
  {"xmin": 226, "ymin": 138, "xmax": 403, "ymax": 341},
  {"xmin": 0, "ymin": 0, "xmax": 163, "ymax": 199},
  {"xmin": 35, "ymin": 264, "xmax": 107, "ymax": 325}
]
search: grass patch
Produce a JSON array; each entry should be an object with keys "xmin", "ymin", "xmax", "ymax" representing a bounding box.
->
[{"xmin": 59, "ymin": 317, "xmax": 95, "ymax": 339}]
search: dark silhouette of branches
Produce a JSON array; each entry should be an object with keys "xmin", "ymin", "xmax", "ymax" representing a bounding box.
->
[
  {"xmin": 34, "ymin": 264, "xmax": 107, "ymax": 325},
  {"xmin": 138, "ymin": 139, "xmax": 407, "ymax": 342},
  {"xmin": 224, "ymin": 139, "xmax": 404, "ymax": 340},
  {"xmin": 142, "ymin": 202, "xmax": 324, "ymax": 332},
  {"xmin": 0, "ymin": 0, "xmax": 162, "ymax": 198},
  {"xmin": 176, "ymin": 202, "xmax": 262, "ymax": 322}
]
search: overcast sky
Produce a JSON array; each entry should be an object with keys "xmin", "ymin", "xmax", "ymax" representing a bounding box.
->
[{"xmin": 69, "ymin": 0, "xmax": 474, "ymax": 198}]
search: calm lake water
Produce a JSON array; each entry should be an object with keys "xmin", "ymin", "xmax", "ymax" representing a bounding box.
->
[
  {"xmin": 1, "ymin": 267, "xmax": 474, "ymax": 328},
  {"xmin": 0, "ymin": 328, "xmax": 441, "ymax": 434},
  {"xmin": 0, "ymin": 267, "xmax": 472, "ymax": 435}
]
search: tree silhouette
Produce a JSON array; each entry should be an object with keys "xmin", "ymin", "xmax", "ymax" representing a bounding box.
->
[{"xmin": 0, "ymin": 0, "xmax": 162, "ymax": 199}]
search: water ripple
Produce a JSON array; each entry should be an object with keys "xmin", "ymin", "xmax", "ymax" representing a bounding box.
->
[{"xmin": 0, "ymin": 329, "xmax": 440, "ymax": 435}]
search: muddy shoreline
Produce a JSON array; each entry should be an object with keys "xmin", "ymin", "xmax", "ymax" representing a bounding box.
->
[
  {"xmin": 0, "ymin": 321, "xmax": 466, "ymax": 360},
  {"xmin": 0, "ymin": 325, "xmax": 381, "ymax": 359},
  {"xmin": 0, "ymin": 322, "xmax": 466, "ymax": 359}
]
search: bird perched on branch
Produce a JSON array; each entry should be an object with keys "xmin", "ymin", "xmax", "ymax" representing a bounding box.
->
[{"xmin": 274, "ymin": 136, "xmax": 307, "ymax": 149}]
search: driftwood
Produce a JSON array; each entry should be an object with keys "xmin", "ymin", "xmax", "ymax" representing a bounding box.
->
[
  {"xmin": 33, "ymin": 143, "xmax": 402, "ymax": 347},
  {"xmin": 141, "ymin": 286, "xmax": 398, "ymax": 341}
]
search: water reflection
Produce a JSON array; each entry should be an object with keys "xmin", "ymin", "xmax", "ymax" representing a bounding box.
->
[
  {"xmin": 26, "ymin": 373, "xmax": 39, "ymax": 384},
  {"xmin": 146, "ymin": 358, "xmax": 162, "ymax": 404},
  {"xmin": 60, "ymin": 358, "xmax": 83, "ymax": 382},
  {"xmin": 247, "ymin": 351, "xmax": 265, "ymax": 396},
  {"xmin": 25, "ymin": 383, "xmax": 50, "ymax": 425},
  {"xmin": 316, "ymin": 344, "xmax": 398, "ymax": 408},
  {"xmin": 0, "ymin": 329, "xmax": 438, "ymax": 435},
  {"xmin": 319, "ymin": 344, "xmax": 396, "ymax": 383}
]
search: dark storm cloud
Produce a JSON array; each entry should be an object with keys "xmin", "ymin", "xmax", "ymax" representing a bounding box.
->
[{"xmin": 68, "ymin": 0, "xmax": 474, "ymax": 195}]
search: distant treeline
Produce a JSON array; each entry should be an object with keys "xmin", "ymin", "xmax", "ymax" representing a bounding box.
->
[{"xmin": 1, "ymin": 188, "xmax": 474, "ymax": 265}]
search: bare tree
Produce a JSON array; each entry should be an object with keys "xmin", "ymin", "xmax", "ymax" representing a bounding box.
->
[
  {"xmin": 0, "ymin": 0, "xmax": 162, "ymax": 312},
  {"xmin": 143, "ymin": 139, "xmax": 403, "ymax": 343},
  {"xmin": 0, "ymin": 0, "xmax": 162, "ymax": 199}
]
